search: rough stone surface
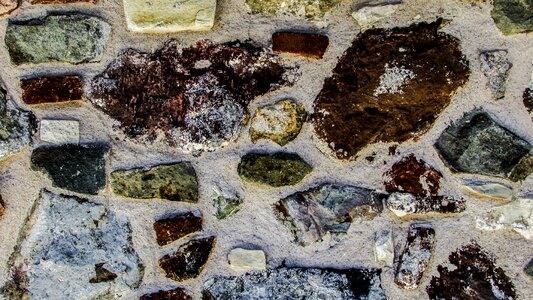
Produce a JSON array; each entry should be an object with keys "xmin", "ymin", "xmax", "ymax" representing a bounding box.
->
[
  {"xmin": 384, "ymin": 154, "xmax": 442, "ymax": 196},
  {"xmin": 492, "ymin": 0, "xmax": 533, "ymax": 35},
  {"xmin": 245, "ymin": 0, "xmax": 341, "ymax": 20},
  {"xmin": 140, "ymin": 288, "xmax": 192, "ymax": 300},
  {"xmin": 5, "ymin": 15, "xmax": 110, "ymax": 65},
  {"xmin": 524, "ymin": 88, "xmax": 533, "ymax": 115},
  {"xmin": 213, "ymin": 188, "xmax": 243, "ymax": 220},
  {"xmin": 39, "ymin": 119, "xmax": 80, "ymax": 144},
  {"xmin": 111, "ymin": 162, "xmax": 198, "ymax": 202},
  {"xmin": 227, "ymin": 248, "xmax": 266, "ymax": 271},
  {"xmin": 203, "ymin": 267, "xmax": 385, "ymax": 299},
  {"xmin": 250, "ymin": 99, "xmax": 306, "ymax": 146},
  {"xmin": 476, "ymin": 198, "xmax": 533, "ymax": 239},
  {"xmin": 2, "ymin": 191, "xmax": 143, "ymax": 299},
  {"xmin": 427, "ymin": 243, "xmax": 516, "ymax": 300},
  {"xmin": 462, "ymin": 179, "xmax": 514, "ymax": 201},
  {"xmin": 313, "ymin": 20, "xmax": 469, "ymax": 159},
  {"xmin": 274, "ymin": 184, "xmax": 385, "ymax": 246},
  {"xmin": 386, "ymin": 193, "xmax": 466, "ymax": 217},
  {"xmin": 0, "ymin": 195, "xmax": 4, "ymax": 219},
  {"xmin": 21, "ymin": 75, "xmax": 84, "ymax": 105},
  {"xmin": 272, "ymin": 32, "xmax": 329, "ymax": 59},
  {"xmin": 159, "ymin": 237, "xmax": 215, "ymax": 281},
  {"xmin": 525, "ymin": 258, "xmax": 533, "ymax": 278},
  {"xmin": 479, "ymin": 50, "xmax": 512, "ymax": 100},
  {"xmin": 238, "ymin": 152, "xmax": 312, "ymax": 187},
  {"xmin": 435, "ymin": 109, "xmax": 533, "ymax": 181},
  {"xmin": 31, "ymin": 144, "xmax": 109, "ymax": 195},
  {"xmin": 0, "ymin": 88, "xmax": 36, "ymax": 160},
  {"xmin": 352, "ymin": 4, "xmax": 399, "ymax": 30},
  {"xmin": 0, "ymin": 0, "xmax": 17, "ymax": 16},
  {"xmin": 90, "ymin": 40, "xmax": 290, "ymax": 153},
  {"xmin": 374, "ymin": 229, "xmax": 394, "ymax": 267},
  {"xmin": 153, "ymin": 212, "xmax": 202, "ymax": 246},
  {"xmin": 123, "ymin": 0, "xmax": 216, "ymax": 33}
]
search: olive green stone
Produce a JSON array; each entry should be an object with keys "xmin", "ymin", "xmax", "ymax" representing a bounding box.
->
[
  {"xmin": 492, "ymin": 0, "xmax": 533, "ymax": 35},
  {"xmin": 214, "ymin": 195, "xmax": 243, "ymax": 219},
  {"xmin": 245, "ymin": 0, "xmax": 340, "ymax": 20},
  {"xmin": 238, "ymin": 152, "xmax": 312, "ymax": 187},
  {"xmin": 111, "ymin": 162, "xmax": 198, "ymax": 202}
]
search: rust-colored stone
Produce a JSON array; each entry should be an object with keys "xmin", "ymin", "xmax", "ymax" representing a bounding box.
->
[
  {"xmin": 30, "ymin": 0, "xmax": 96, "ymax": 3},
  {"xmin": 384, "ymin": 154, "xmax": 442, "ymax": 196},
  {"xmin": 153, "ymin": 212, "xmax": 202, "ymax": 246},
  {"xmin": 140, "ymin": 288, "xmax": 192, "ymax": 300},
  {"xmin": 272, "ymin": 32, "xmax": 329, "ymax": 59},
  {"xmin": 159, "ymin": 237, "xmax": 215, "ymax": 281},
  {"xmin": 21, "ymin": 75, "xmax": 83, "ymax": 105}
]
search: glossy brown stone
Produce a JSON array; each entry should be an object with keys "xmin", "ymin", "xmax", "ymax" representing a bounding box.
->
[
  {"xmin": 159, "ymin": 237, "xmax": 215, "ymax": 281},
  {"xmin": 30, "ymin": 0, "xmax": 96, "ymax": 3},
  {"xmin": 140, "ymin": 288, "xmax": 192, "ymax": 300},
  {"xmin": 21, "ymin": 75, "xmax": 83, "ymax": 105},
  {"xmin": 384, "ymin": 154, "xmax": 442, "ymax": 196},
  {"xmin": 272, "ymin": 32, "xmax": 329, "ymax": 59},
  {"xmin": 153, "ymin": 212, "xmax": 202, "ymax": 246}
]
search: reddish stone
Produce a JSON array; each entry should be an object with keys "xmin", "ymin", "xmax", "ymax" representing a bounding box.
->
[
  {"xmin": 384, "ymin": 154, "xmax": 442, "ymax": 196},
  {"xmin": 21, "ymin": 75, "xmax": 84, "ymax": 105},
  {"xmin": 140, "ymin": 288, "xmax": 192, "ymax": 300},
  {"xmin": 159, "ymin": 237, "xmax": 215, "ymax": 281},
  {"xmin": 153, "ymin": 212, "xmax": 202, "ymax": 246},
  {"xmin": 31, "ymin": 0, "xmax": 96, "ymax": 3},
  {"xmin": 272, "ymin": 32, "xmax": 329, "ymax": 59}
]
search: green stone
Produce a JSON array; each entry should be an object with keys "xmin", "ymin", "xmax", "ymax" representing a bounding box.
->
[
  {"xmin": 238, "ymin": 152, "xmax": 312, "ymax": 187},
  {"xmin": 214, "ymin": 195, "xmax": 243, "ymax": 219},
  {"xmin": 492, "ymin": 0, "xmax": 533, "ymax": 35},
  {"xmin": 111, "ymin": 162, "xmax": 198, "ymax": 202},
  {"xmin": 245, "ymin": 0, "xmax": 340, "ymax": 20},
  {"xmin": 5, "ymin": 15, "xmax": 110, "ymax": 65}
]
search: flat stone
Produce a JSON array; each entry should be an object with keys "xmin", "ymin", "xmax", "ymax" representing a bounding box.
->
[
  {"xmin": 2, "ymin": 191, "xmax": 143, "ymax": 299},
  {"xmin": 476, "ymin": 198, "xmax": 533, "ymax": 239},
  {"xmin": 479, "ymin": 50, "xmax": 512, "ymax": 100},
  {"xmin": 374, "ymin": 229, "xmax": 394, "ymax": 267},
  {"xmin": 462, "ymin": 179, "xmax": 514, "ymax": 201},
  {"xmin": 274, "ymin": 184, "xmax": 385, "ymax": 246},
  {"xmin": 384, "ymin": 154, "xmax": 442, "ymax": 196},
  {"xmin": 203, "ymin": 267, "xmax": 385, "ymax": 299},
  {"xmin": 250, "ymin": 99, "xmax": 306, "ymax": 146},
  {"xmin": 124, "ymin": 0, "xmax": 216, "ymax": 33},
  {"xmin": 386, "ymin": 193, "xmax": 466, "ymax": 217},
  {"xmin": 159, "ymin": 237, "xmax": 215, "ymax": 281},
  {"xmin": 272, "ymin": 32, "xmax": 329, "ymax": 59},
  {"xmin": 227, "ymin": 248, "xmax": 266, "ymax": 271},
  {"xmin": 395, "ymin": 224, "xmax": 435, "ymax": 290},
  {"xmin": 0, "ymin": 88, "xmax": 36, "ymax": 160},
  {"xmin": 90, "ymin": 40, "xmax": 290, "ymax": 153},
  {"xmin": 245, "ymin": 0, "xmax": 341, "ymax": 20},
  {"xmin": 352, "ymin": 4, "xmax": 399, "ymax": 30},
  {"xmin": 0, "ymin": 0, "xmax": 18, "ymax": 16},
  {"xmin": 238, "ymin": 152, "xmax": 312, "ymax": 187},
  {"xmin": 313, "ymin": 20, "xmax": 469, "ymax": 159},
  {"xmin": 140, "ymin": 288, "xmax": 192, "ymax": 300},
  {"xmin": 213, "ymin": 187, "xmax": 243, "ymax": 220},
  {"xmin": 40, "ymin": 119, "xmax": 80, "ymax": 144},
  {"xmin": 31, "ymin": 144, "xmax": 109, "ymax": 195},
  {"xmin": 427, "ymin": 243, "xmax": 516, "ymax": 299},
  {"xmin": 21, "ymin": 75, "xmax": 84, "ymax": 105},
  {"xmin": 31, "ymin": 0, "xmax": 96, "ymax": 3},
  {"xmin": 111, "ymin": 162, "xmax": 198, "ymax": 202},
  {"xmin": 5, "ymin": 15, "xmax": 110, "ymax": 65},
  {"xmin": 435, "ymin": 109, "xmax": 533, "ymax": 181},
  {"xmin": 525, "ymin": 258, "xmax": 533, "ymax": 278},
  {"xmin": 153, "ymin": 211, "xmax": 202, "ymax": 246},
  {"xmin": 492, "ymin": 0, "xmax": 533, "ymax": 35}
]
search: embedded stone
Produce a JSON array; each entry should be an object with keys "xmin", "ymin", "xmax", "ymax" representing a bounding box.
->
[
  {"xmin": 524, "ymin": 87, "xmax": 533, "ymax": 115},
  {"xmin": 227, "ymin": 248, "xmax": 266, "ymax": 271},
  {"xmin": 395, "ymin": 224, "xmax": 435, "ymax": 290},
  {"xmin": 31, "ymin": 0, "xmax": 96, "ymax": 3},
  {"xmin": 386, "ymin": 193, "xmax": 466, "ymax": 217},
  {"xmin": 427, "ymin": 243, "xmax": 516, "ymax": 299},
  {"xmin": 140, "ymin": 288, "xmax": 192, "ymax": 300},
  {"xmin": 245, "ymin": 0, "xmax": 341, "ymax": 20},
  {"xmin": 31, "ymin": 144, "xmax": 109, "ymax": 195},
  {"xmin": 479, "ymin": 50, "xmax": 512, "ymax": 100},
  {"xmin": 462, "ymin": 179, "xmax": 514, "ymax": 201},
  {"xmin": 159, "ymin": 237, "xmax": 215, "ymax": 281},
  {"xmin": 250, "ymin": 99, "xmax": 306, "ymax": 146},
  {"xmin": 111, "ymin": 162, "xmax": 198, "ymax": 202},
  {"xmin": 384, "ymin": 154, "xmax": 442, "ymax": 196},
  {"xmin": 90, "ymin": 40, "xmax": 290, "ymax": 153},
  {"xmin": 492, "ymin": 0, "xmax": 533, "ymax": 35},
  {"xmin": 0, "ymin": 0, "xmax": 18, "ymax": 16},
  {"xmin": 153, "ymin": 212, "xmax": 202, "ymax": 246},
  {"xmin": 124, "ymin": 0, "xmax": 216, "ymax": 33},
  {"xmin": 213, "ymin": 187, "xmax": 243, "ymax": 220},
  {"xmin": 238, "ymin": 152, "xmax": 312, "ymax": 187},
  {"xmin": 525, "ymin": 258, "xmax": 533, "ymax": 278},
  {"xmin": 272, "ymin": 32, "xmax": 329, "ymax": 59},
  {"xmin": 21, "ymin": 75, "xmax": 84, "ymax": 105},
  {"xmin": 274, "ymin": 184, "xmax": 385, "ymax": 246},
  {"xmin": 40, "ymin": 119, "xmax": 80, "ymax": 144},
  {"xmin": 435, "ymin": 109, "xmax": 533, "ymax": 181},
  {"xmin": 0, "ymin": 195, "xmax": 4, "ymax": 219},
  {"xmin": 313, "ymin": 20, "xmax": 469, "ymax": 159},
  {"xmin": 203, "ymin": 267, "xmax": 385, "ymax": 299},
  {"xmin": 352, "ymin": 4, "xmax": 399, "ymax": 30},
  {"xmin": 476, "ymin": 198, "xmax": 533, "ymax": 239},
  {"xmin": 2, "ymin": 191, "xmax": 143, "ymax": 299},
  {"xmin": 374, "ymin": 229, "xmax": 394, "ymax": 267},
  {"xmin": 5, "ymin": 15, "xmax": 110, "ymax": 65}
]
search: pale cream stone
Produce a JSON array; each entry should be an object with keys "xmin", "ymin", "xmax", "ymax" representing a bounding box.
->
[
  {"xmin": 228, "ymin": 248, "xmax": 266, "ymax": 271},
  {"xmin": 123, "ymin": 0, "xmax": 216, "ymax": 33},
  {"xmin": 462, "ymin": 179, "xmax": 514, "ymax": 201},
  {"xmin": 374, "ymin": 229, "xmax": 394, "ymax": 267},
  {"xmin": 352, "ymin": 5, "xmax": 398, "ymax": 30},
  {"xmin": 476, "ymin": 198, "xmax": 533, "ymax": 239},
  {"xmin": 40, "ymin": 120, "xmax": 80, "ymax": 144}
]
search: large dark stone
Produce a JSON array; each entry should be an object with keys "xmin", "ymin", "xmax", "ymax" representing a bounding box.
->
[
  {"xmin": 21, "ymin": 75, "xmax": 84, "ymax": 105},
  {"xmin": 159, "ymin": 237, "xmax": 215, "ymax": 281}
]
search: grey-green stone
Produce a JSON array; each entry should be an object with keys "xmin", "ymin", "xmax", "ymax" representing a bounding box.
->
[
  {"xmin": 214, "ymin": 195, "xmax": 243, "ymax": 220},
  {"xmin": 245, "ymin": 0, "xmax": 341, "ymax": 20},
  {"xmin": 111, "ymin": 162, "xmax": 198, "ymax": 202},
  {"xmin": 492, "ymin": 0, "xmax": 533, "ymax": 35},
  {"xmin": 0, "ymin": 89, "xmax": 35, "ymax": 160},
  {"xmin": 5, "ymin": 15, "xmax": 110, "ymax": 65},
  {"xmin": 238, "ymin": 152, "xmax": 312, "ymax": 187}
]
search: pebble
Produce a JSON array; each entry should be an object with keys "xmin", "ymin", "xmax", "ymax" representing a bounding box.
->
[
  {"xmin": 228, "ymin": 248, "xmax": 267, "ymax": 271},
  {"xmin": 40, "ymin": 119, "xmax": 80, "ymax": 144}
]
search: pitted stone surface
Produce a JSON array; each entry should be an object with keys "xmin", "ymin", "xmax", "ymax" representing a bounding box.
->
[
  {"xmin": 31, "ymin": 0, "xmax": 96, "ymax": 2},
  {"xmin": 385, "ymin": 193, "xmax": 466, "ymax": 217},
  {"xmin": 479, "ymin": 50, "xmax": 512, "ymax": 100},
  {"xmin": 492, "ymin": 0, "xmax": 533, "ymax": 35},
  {"xmin": 245, "ymin": 0, "xmax": 341, "ymax": 20},
  {"xmin": 476, "ymin": 198, "xmax": 533, "ymax": 239},
  {"xmin": 238, "ymin": 152, "xmax": 312, "ymax": 187}
]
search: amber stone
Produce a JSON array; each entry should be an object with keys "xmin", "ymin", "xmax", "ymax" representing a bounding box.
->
[
  {"xmin": 272, "ymin": 32, "xmax": 329, "ymax": 59},
  {"xmin": 159, "ymin": 237, "xmax": 215, "ymax": 281},
  {"xmin": 21, "ymin": 75, "xmax": 83, "ymax": 105},
  {"xmin": 384, "ymin": 154, "xmax": 442, "ymax": 196},
  {"xmin": 140, "ymin": 288, "xmax": 192, "ymax": 300},
  {"xmin": 153, "ymin": 212, "xmax": 202, "ymax": 246}
]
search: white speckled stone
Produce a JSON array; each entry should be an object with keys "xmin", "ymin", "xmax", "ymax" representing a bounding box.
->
[
  {"xmin": 228, "ymin": 248, "xmax": 266, "ymax": 271},
  {"xmin": 476, "ymin": 198, "xmax": 533, "ymax": 239},
  {"xmin": 374, "ymin": 229, "xmax": 394, "ymax": 267},
  {"xmin": 40, "ymin": 119, "xmax": 80, "ymax": 144},
  {"xmin": 352, "ymin": 5, "xmax": 398, "ymax": 30}
]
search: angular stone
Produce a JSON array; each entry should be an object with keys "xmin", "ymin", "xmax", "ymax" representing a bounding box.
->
[
  {"xmin": 153, "ymin": 212, "xmax": 202, "ymax": 246},
  {"xmin": 274, "ymin": 184, "xmax": 385, "ymax": 246},
  {"xmin": 32, "ymin": 0, "xmax": 96, "ymax": 3},
  {"xmin": 40, "ymin": 119, "xmax": 80, "ymax": 144},
  {"xmin": 0, "ymin": 195, "xmax": 4, "ymax": 219},
  {"xmin": 0, "ymin": 88, "xmax": 36, "ymax": 160},
  {"xmin": 479, "ymin": 50, "xmax": 512, "ymax": 100},
  {"xmin": 140, "ymin": 288, "xmax": 192, "ymax": 300},
  {"xmin": 435, "ymin": 109, "xmax": 533, "ymax": 181},
  {"xmin": 124, "ymin": 0, "xmax": 216, "ymax": 33},
  {"xmin": 21, "ymin": 75, "xmax": 84, "ymax": 105},
  {"xmin": 31, "ymin": 144, "xmax": 109, "ymax": 195},
  {"xmin": 462, "ymin": 179, "xmax": 514, "ymax": 201},
  {"xmin": 0, "ymin": 0, "xmax": 18, "ymax": 16},
  {"xmin": 427, "ymin": 243, "xmax": 516, "ymax": 299},
  {"xmin": 386, "ymin": 193, "xmax": 466, "ymax": 217},
  {"xmin": 245, "ymin": 0, "xmax": 341, "ymax": 20},
  {"xmin": 313, "ymin": 20, "xmax": 469, "ymax": 159},
  {"xmin": 213, "ymin": 187, "xmax": 243, "ymax": 220},
  {"xmin": 492, "ymin": 0, "xmax": 533, "ymax": 35},
  {"xmin": 5, "ymin": 15, "xmax": 110, "ymax": 65},
  {"xmin": 352, "ymin": 4, "xmax": 399, "ymax": 30},
  {"xmin": 476, "ymin": 198, "xmax": 533, "ymax": 239},
  {"xmin": 384, "ymin": 154, "xmax": 442, "ymax": 196},
  {"xmin": 228, "ymin": 248, "xmax": 266, "ymax": 271},
  {"xmin": 203, "ymin": 267, "xmax": 385, "ymax": 299},
  {"xmin": 111, "ymin": 162, "xmax": 198, "ymax": 202},
  {"xmin": 525, "ymin": 258, "xmax": 533, "ymax": 278},
  {"xmin": 238, "ymin": 152, "xmax": 312, "ymax": 187},
  {"xmin": 159, "ymin": 237, "xmax": 215, "ymax": 281},
  {"xmin": 250, "ymin": 99, "xmax": 306, "ymax": 146},
  {"xmin": 374, "ymin": 229, "xmax": 394, "ymax": 267},
  {"xmin": 272, "ymin": 32, "xmax": 329, "ymax": 59},
  {"xmin": 395, "ymin": 224, "xmax": 435, "ymax": 290},
  {"xmin": 90, "ymin": 40, "xmax": 290, "ymax": 153},
  {"xmin": 2, "ymin": 191, "xmax": 143, "ymax": 299}
]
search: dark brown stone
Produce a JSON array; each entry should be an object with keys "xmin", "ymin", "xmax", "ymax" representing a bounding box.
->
[
  {"xmin": 140, "ymin": 288, "xmax": 192, "ymax": 300},
  {"xmin": 159, "ymin": 237, "xmax": 215, "ymax": 281},
  {"xmin": 153, "ymin": 212, "xmax": 202, "ymax": 246},
  {"xmin": 524, "ymin": 88, "xmax": 533, "ymax": 113},
  {"xmin": 272, "ymin": 32, "xmax": 329, "ymax": 59},
  {"xmin": 21, "ymin": 75, "xmax": 83, "ymax": 105},
  {"xmin": 313, "ymin": 19, "xmax": 470, "ymax": 159},
  {"xmin": 427, "ymin": 243, "xmax": 516, "ymax": 300},
  {"xmin": 31, "ymin": 0, "xmax": 96, "ymax": 3},
  {"xmin": 0, "ymin": 195, "xmax": 4, "ymax": 218},
  {"xmin": 384, "ymin": 154, "xmax": 442, "ymax": 196},
  {"xmin": 89, "ymin": 263, "xmax": 117, "ymax": 283}
]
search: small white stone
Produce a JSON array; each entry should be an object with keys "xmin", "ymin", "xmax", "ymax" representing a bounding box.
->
[
  {"xmin": 228, "ymin": 248, "xmax": 266, "ymax": 271},
  {"xmin": 352, "ymin": 5, "xmax": 398, "ymax": 30},
  {"xmin": 374, "ymin": 229, "xmax": 394, "ymax": 267},
  {"xmin": 40, "ymin": 120, "xmax": 80, "ymax": 144},
  {"xmin": 462, "ymin": 179, "xmax": 514, "ymax": 201},
  {"xmin": 476, "ymin": 198, "xmax": 533, "ymax": 239}
]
